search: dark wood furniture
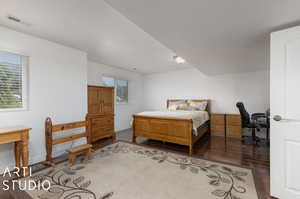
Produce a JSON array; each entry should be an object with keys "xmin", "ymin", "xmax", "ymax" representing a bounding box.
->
[
  {"xmin": 0, "ymin": 126, "xmax": 31, "ymax": 177},
  {"xmin": 44, "ymin": 117, "xmax": 92, "ymax": 166},
  {"xmin": 132, "ymin": 99, "xmax": 210, "ymax": 155},
  {"xmin": 210, "ymin": 113, "xmax": 226, "ymax": 137},
  {"xmin": 87, "ymin": 85, "xmax": 115, "ymax": 142}
]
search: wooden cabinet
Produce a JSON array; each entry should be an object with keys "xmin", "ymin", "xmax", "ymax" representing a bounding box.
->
[
  {"xmin": 210, "ymin": 113, "xmax": 242, "ymax": 139},
  {"xmin": 88, "ymin": 86, "xmax": 114, "ymax": 115},
  {"xmin": 226, "ymin": 114, "xmax": 242, "ymax": 139},
  {"xmin": 211, "ymin": 114, "xmax": 226, "ymax": 137},
  {"xmin": 87, "ymin": 85, "xmax": 115, "ymax": 142}
]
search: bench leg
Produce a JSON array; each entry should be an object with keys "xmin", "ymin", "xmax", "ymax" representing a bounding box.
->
[
  {"xmin": 69, "ymin": 154, "xmax": 76, "ymax": 164},
  {"xmin": 189, "ymin": 145, "xmax": 193, "ymax": 156},
  {"xmin": 132, "ymin": 135, "xmax": 136, "ymax": 143},
  {"xmin": 85, "ymin": 148, "xmax": 92, "ymax": 158},
  {"xmin": 112, "ymin": 134, "xmax": 116, "ymax": 142}
]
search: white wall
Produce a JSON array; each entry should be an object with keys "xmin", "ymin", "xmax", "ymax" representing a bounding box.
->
[
  {"xmin": 88, "ymin": 61, "xmax": 144, "ymax": 131},
  {"xmin": 0, "ymin": 26, "xmax": 87, "ymax": 172},
  {"xmin": 143, "ymin": 68, "xmax": 269, "ymax": 114},
  {"xmin": 0, "ymin": 26, "xmax": 269, "ymax": 173}
]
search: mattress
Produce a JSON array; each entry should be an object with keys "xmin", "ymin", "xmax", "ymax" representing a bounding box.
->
[{"xmin": 134, "ymin": 110, "xmax": 209, "ymax": 135}]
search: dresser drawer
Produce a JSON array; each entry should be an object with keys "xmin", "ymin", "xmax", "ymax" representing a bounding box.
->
[
  {"xmin": 226, "ymin": 125, "xmax": 242, "ymax": 139},
  {"xmin": 88, "ymin": 114, "xmax": 115, "ymax": 142},
  {"xmin": 92, "ymin": 117, "xmax": 114, "ymax": 127},
  {"xmin": 211, "ymin": 125, "xmax": 225, "ymax": 137},
  {"xmin": 211, "ymin": 114, "xmax": 225, "ymax": 125},
  {"xmin": 226, "ymin": 114, "xmax": 241, "ymax": 126},
  {"xmin": 93, "ymin": 123, "xmax": 114, "ymax": 131}
]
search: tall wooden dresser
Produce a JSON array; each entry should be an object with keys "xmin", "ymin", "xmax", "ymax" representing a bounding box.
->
[{"xmin": 87, "ymin": 85, "xmax": 115, "ymax": 142}]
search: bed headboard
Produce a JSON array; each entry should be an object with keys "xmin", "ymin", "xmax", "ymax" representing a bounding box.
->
[{"xmin": 167, "ymin": 99, "xmax": 211, "ymax": 114}]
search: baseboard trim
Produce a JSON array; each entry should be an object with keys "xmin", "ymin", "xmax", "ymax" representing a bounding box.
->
[{"xmin": 116, "ymin": 128, "xmax": 132, "ymax": 133}]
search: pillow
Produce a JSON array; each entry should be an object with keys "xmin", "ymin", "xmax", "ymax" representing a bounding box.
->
[
  {"xmin": 168, "ymin": 100, "xmax": 186, "ymax": 111},
  {"xmin": 187, "ymin": 100, "xmax": 208, "ymax": 111},
  {"xmin": 176, "ymin": 102, "xmax": 189, "ymax": 110}
]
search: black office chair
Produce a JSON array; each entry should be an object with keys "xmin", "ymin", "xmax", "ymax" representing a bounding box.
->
[
  {"xmin": 252, "ymin": 109, "xmax": 270, "ymax": 145},
  {"xmin": 236, "ymin": 102, "xmax": 260, "ymax": 144}
]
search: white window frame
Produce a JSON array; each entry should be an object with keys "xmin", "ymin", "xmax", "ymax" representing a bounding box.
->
[
  {"xmin": 0, "ymin": 51, "xmax": 29, "ymax": 112},
  {"xmin": 102, "ymin": 75, "xmax": 129, "ymax": 105}
]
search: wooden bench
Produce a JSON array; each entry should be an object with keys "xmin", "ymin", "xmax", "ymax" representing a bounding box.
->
[
  {"xmin": 67, "ymin": 144, "xmax": 92, "ymax": 164},
  {"xmin": 44, "ymin": 116, "xmax": 92, "ymax": 166}
]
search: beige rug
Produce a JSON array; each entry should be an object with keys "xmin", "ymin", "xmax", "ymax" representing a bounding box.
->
[{"xmin": 24, "ymin": 142, "xmax": 258, "ymax": 199}]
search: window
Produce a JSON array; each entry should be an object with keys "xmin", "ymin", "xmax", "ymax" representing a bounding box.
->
[
  {"xmin": 0, "ymin": 51, "xmax": 28, "ymax": 110},
  {"xmin": 102, "ymin": 76, "xmax": 128, "ymax": 104},
  {"xmin": 116, "ymin": 79, "xmax": 128, "ymax": 103},
  {"xmin": 102, "ymin": 76, "xmax": 115, "ymax": 87}
]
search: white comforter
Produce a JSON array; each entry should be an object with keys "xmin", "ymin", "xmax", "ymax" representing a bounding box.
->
[{"xmin": 135, "ymin": 110, "xmax": 209, "ymax": 132}]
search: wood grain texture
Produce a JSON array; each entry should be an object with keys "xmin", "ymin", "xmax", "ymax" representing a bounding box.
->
[
  {"xmin": 87, "ymin": 85, "xmax": 115, "ymax": 142},
  {"xmin": 67, "ymin": 144, "xmax": 92, "ymax": 164},
  {"xmin": 44, "ymin": 117, "xmax": 91, "ymax": 166},
  {"xmin": 0, "ymin": 127, "xmax": 31, "ymax": 177},
  {"xmin": 133, "ymin": 99, "xmax": 210, "ymax": 155},
  {"xmin": 226, "ymin": 114, "xmax": 242, "ymax": 139},
  {"xmin": 52, "ymin": 121, "xmax": 86, "ymax": 132},
  {"xmin": 210, "ymin": 113, "xmax": 226, "ymax": 137}
]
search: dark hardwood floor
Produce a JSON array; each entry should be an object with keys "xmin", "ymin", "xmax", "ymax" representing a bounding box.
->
[{"xmin": 1, "ymin": 129, "xmax": 273, "ymax": 199}]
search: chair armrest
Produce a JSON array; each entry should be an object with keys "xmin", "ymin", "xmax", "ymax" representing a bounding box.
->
[{"xmin": 251, "ymin": 113, "xmax": 266, "ymax": 120}]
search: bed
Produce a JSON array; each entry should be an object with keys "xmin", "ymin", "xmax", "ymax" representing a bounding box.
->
[{"xmin": 132, "ymin": 99, "xmax": 210, "ymax": 155}]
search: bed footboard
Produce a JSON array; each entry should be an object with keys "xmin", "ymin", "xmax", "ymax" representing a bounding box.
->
[{"xmin": 133, "ymin": 115, "xmax": 197, "ymax": 154}]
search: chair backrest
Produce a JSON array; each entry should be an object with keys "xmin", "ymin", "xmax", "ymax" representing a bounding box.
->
[
  {"xmin": 266, "ymin": 108, "xmax": 270, "ymax": 125},
  {"xmin": 236, "ymin": 102, "xmax": 250, "ymax": 127}
]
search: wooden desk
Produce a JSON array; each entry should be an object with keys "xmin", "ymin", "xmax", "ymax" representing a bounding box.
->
[{"xmin": 0, "ymin": 126, "xmax": 31, "ymax": 176}]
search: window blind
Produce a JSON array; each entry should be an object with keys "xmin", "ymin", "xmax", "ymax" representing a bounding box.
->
[{"xmin": 0, "ymin": 51, "xmax": 25, "ymax": 109}]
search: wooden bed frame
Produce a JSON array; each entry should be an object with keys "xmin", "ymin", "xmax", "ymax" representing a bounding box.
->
[{"xmin": 132, "ymin": 99, "xmax": 210, "ymax": 155}]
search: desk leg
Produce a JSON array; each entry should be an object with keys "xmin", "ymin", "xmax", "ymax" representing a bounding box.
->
[
  {"xmin": 14, "ymin": 142, "xmax": 21, "ymax": 168},
  {"xmin": 21, "ymin": 132, "xmax": 29, "ymax": 177}
]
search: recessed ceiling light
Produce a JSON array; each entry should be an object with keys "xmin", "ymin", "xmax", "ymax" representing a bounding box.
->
[{"xmin": 173, "ymin": 55, "xmax": 185, "ymax": 64}]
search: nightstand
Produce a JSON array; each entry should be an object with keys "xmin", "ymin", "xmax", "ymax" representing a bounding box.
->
[
  {"xmin": 210, "ymin": 113, "xmax": 242, "ymax": 139},
  {"xmin": 210, "ymin": 113, "xmax": 226, "ymax": 137},
  {"xmin": 226, "ymin": 114, "xmax": 242, "ymax": 139}
]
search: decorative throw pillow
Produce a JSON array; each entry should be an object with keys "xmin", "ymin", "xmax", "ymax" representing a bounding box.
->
[
  {"xmin": 187, "ymin": 101, "xmax": 207, "ymax": 111},
  {"xmin": 168, "ymin": 100, "xmax": 186, "ymax": 111},
  {"xmin": 176, "ymin": 102, "xmax": 189, "ymax": 110}
]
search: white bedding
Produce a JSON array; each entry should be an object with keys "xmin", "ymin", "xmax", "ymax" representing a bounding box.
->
[{"xmin": 135, "ymin": 110, "xmax": 209, "ymax": 133}]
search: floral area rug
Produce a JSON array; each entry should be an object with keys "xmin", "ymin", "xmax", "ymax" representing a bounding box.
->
[{"xmin": 24, "ymin": 142, "xmax": 258, "ymax": 199}]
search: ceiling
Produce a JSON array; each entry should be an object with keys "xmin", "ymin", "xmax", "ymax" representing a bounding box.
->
[
  {"xmin": 105, "ymin": 0, "xmax": 300, "ymax": 74},
  {"xmin": 0, "ymin": 0, "xmax": 190, "ymax": 74},
  {"xmin": 1, "ymin": 1, "xmax": 300, "ymax": 75}
]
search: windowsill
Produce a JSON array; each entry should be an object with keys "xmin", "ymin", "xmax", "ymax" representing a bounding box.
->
[
  {"xmin": 116, "ymin": 102, "xmax": 129, "ymax": 105},
  {"xmin": 0, "ymin": 107, "xmax": 28, "ymax": 113}
]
